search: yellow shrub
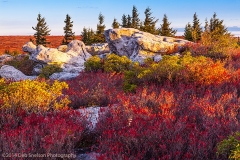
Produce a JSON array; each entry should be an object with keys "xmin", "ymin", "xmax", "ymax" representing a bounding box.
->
[
  {"xmin": 104, "ymin": 54, "xmax": 132, "ymax": 73},
  {"xmin": 0, "ymin": 79, "xmax": 70, "ymax": 113}
]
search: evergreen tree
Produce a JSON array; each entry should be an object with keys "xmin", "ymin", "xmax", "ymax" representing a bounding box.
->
[
  {"xmin": 201, "ymin": 12, "xmax": 237, "ymax": 56},
  {"xmin": 140, "ymin": 7, "xmax": 158, "ymax": 34},
  {"xmin": 127, "ymin": 14, "xmax": 132, "ymax": 28},
  {"xmin": 95, "ymin": 13, "xmax": 106, "ymax": 43},
  {"xmin": 192, "ymin": 12, "xmax": 202, "ymax": 42},
  {"xmin": 62, "ymin": 14, "xmax": 75, "ymax": 45},
  {"xmin": 184, "ymin": 22, "xmax": 193, "ymax": 41},
  {"xmin": 209, "ymin": 12, "xmax": 228, "ymax": 35},
  {"xmin": 158, "ymin": 14, "xmax": 177, "ymax": 37},
  {"xmin": 81, "ymin": 27, "xmax": 94, "ymax": 45},
  {"xmin": 121, "ymin": 14, "xmax": 127, "ymax": 28},
  {"xmin": 204, "ymin": 18, "xmax": 209, "ymax": 32},
  {"xmin": 32, "ymin": 13, "xmax": 51, "ymax": 46},
  {"xmin": 131, "ymin": 5, "xmax": 140, "ymax": 29},
  {"xmin": 112, "ymin": 18, "xmax": 120, "ymax": 29}
]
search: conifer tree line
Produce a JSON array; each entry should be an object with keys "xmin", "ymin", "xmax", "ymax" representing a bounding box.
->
[{"xmin": 32, "ymin": 6, "xmax": 232, "ymax": 47}]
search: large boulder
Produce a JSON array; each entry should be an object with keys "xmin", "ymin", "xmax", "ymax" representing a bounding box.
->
[
  {"xmin": 0, "ymin": 65, "xmax": 37, "ymax": 81},
  {"xmin": 86, "ymin": 43, "xmax": 110, "ymax": 56},
  {"xmin": 22, "ymin": 40, "xmax": 92, "ymax": 79},
  {"xmin": 104, "ymin": 28, "xmax": 190, "ymax": 63}
]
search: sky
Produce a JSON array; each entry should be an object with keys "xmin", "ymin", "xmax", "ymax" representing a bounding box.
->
[{"xmin": 0, "ymin": 0, "xmax": 240, "ymax": 36}]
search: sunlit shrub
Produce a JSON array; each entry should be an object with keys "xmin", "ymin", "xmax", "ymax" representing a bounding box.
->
[
  {"xmin": 217, "ymin": 132, "xmax": 240, "ymax": 159},
  {"xmin": 0, "ymin": 79, "xmax": 70, "ymax": 113},
  {"xmin": 104, "ymin": 54, "xmax": 132, "ymax": 73},
  {"xmin": 39, "ymin": 63, "xmax": 62, "ymax": 79},
  {"xmin": 84, "ymin": 55, "xmax": 103, "ymax": 72}
]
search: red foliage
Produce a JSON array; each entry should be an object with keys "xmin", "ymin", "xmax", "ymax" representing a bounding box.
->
[
  {"xmin": 65, "ymin": 72, "xmax": 124, "ymax": 108},
  {"xmin": 0, "ymin": 108, "xmax": 87, "ymax": 157},
  {"xmin": 95, "ymin": 81, "xmax": 240, "ymax": 159},
  {"xmin": 0, "ymin": 36, "xmax": 81, "ymax": 55}
]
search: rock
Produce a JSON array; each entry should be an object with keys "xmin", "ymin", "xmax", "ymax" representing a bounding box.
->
[
  {"xmin": 86, "ymin": 43, "xmax": 110, "ymax": 56},
  {"xmin": 76, "ymin": 152, "xmax": 100, "ymax": 160},
  {"xmin": 153, "ymin": 55, "xmax": 163, "ymax": 62},
  {"xmin": 77, "ymin": 106, "xmax": 108, "ymax": 130},
  {"xmin": 49, "ymin": 72, "xmax": 79, "ymax": 80},
  {"xmin": 22, "ymin": 40, "xmax": 92, "ymax": 79},
  {"xmin": 32, "ymin": 63, "xmax": 45, "ymax": 76},
  {"xmin": 0, "ymin": 54, "xmax": 13, "ymax": 66},
  {"xmin": 0, "ymin": 65, "xmax": 37, "ymax": 81},
  {"xmin": 57, "ymin": 45, "xmax": 68, "ymax": 52},
  {"xmin": 104, "ymin": 28, "xmax": 191, "ymax": 63}
]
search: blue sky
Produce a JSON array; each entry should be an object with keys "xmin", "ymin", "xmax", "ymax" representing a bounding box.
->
[{"xmin": 0, "ymin": 0, "xmax": 240, "ymax": 36}]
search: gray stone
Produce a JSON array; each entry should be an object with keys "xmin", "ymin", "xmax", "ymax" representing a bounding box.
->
[
  {"xmin": 49, "ymin": 72, "xmax": 79, "ymax": 80},
  {"xmin": 104, "ymin": 28, "xmax": 191, "ymax": 63},
  {"xmin": 86, "ymin": 43, "xmax": 110, "ymax": 55},
  {"xmin": 0, "ymin": 65, "xmax": 37, "ymax": 81}
]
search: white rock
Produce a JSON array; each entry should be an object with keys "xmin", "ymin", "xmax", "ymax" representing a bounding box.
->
[
  {"xmin": 86, "ymin": 43, "xmax": 110, "ymax": 55},
  {"xmin": 0, "ymin": 65, "xmax": 37, "ymax": 81},
  {"xmin": 77, "ymin": 106, "xmax": 108, "ymax": 130},
  {"xmin": 153, "ymin": 55, "xmax": 163, "ymax": 62},
  {"xmin": 49, "ymin": 72, "xmax": 79, "ymax": 80},
  {"xmin": 104, "ymin": 28, "xmax": 191, "ymax": 63},
  {"xmin": 57, "ymin": 45, "xmax": 68, "ymax": 52},
  {"xmin": 22, "ymin": 40, "xmax": 92, "ymax": 79}
]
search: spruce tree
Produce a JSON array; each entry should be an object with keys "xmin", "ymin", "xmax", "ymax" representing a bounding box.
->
[
  {"xmin": 140, "ymin": 7, "xmax": 158, "ymax": 34},
  {"xmin": 62, "ymin": 14, "xmax": 75, "ymax": 45},
  {"xmin": 121, "ymin": 14, "xmax": 127, "ymax": 28},
  {"xmin": 127, "ymin": 15, "xmax": 132, "ymax": 28},
  {"xmin": 184, "ymin": 22, "xmax": 193, "ymax": 41},
  {"xmin": 192, "ymin": 12, "xmax": 202, "ymax": 42},
  {"xmin": 95, "ymin": 13, "xmax": 106, "ymax": 43},
  {"xmin": 209, "ymin": 12, "xmax": 228, "ymax": 35},
  {"xmin": 112, "ymin": 18, "xmax": 120, "ymax": 29},
  {"xmin": 81, "ymin": 27, "xmax": 94, "ymax": 45},
  {"xmin": 131, "ymin": 5, "xmax": 140, "ymax": 29},
  {"xmin": 201, "ymin": 12, "xmax": 237, "ymax": 57},
  {"xmin": 158, "ymin": 14, "xmax": 177, "ymax": 37},
  {"xmin": 32, "ymin": 13, "xmax": 51, "ymax": 46}
]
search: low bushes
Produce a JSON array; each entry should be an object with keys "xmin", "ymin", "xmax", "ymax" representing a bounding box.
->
[
  {"xmin": 0, "ymin": 79, "xmax": 69, "ymax": 113},
  {"xmin": 39, "ymin": 63, "xmax": 63, "ymax": 79}
]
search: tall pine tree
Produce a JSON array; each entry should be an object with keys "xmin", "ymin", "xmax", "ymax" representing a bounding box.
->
[
  {"xmin": 184, "ymin": 22, "xmax": 193, "ymax": 41},
  {"xmin": 121, "ymin": 14, "xmax": 127, "ymax": 28},
  {"xmin": 32, "ymin": 13, "xmax": 51, "ymax": 46},
  {"xmin": 140, "ymin": 7, "xmax": 158, "ymax": 34},
  {"xmin": 192, "ymin": 12, "xmax": 202, "ymax": 42},
  {"xmin": 201, "ymin": 12, "xmax": 237, "ymax": 56},
  {"xmin": 95, "ymin": 13, "xmax": 106, "ymax": 43},
  {"xmin": 127, "ymin": 15, "xmax": 132, "ymax": 28},
  {"xmin": 62, "ymin": 14, "xmax": 75, "ymax": 45},
  {"xmin": 81, "ymin": 27, "xmax": 94, "ymax": 45},
  {"xmin": 158, "ymin": 14, "xmax": 176, "ymax": 37},
  {"xmin": 112, "ymin": 18, "xmax": 120, "ymax": 29},
  {"xmin": 131, "ymin": 5, "xmax": 140, "ymax": 29}
]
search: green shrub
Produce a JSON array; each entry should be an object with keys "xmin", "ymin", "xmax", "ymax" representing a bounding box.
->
[
  {"xmin": 84, "ymin": 55, "xmax": 103, "ymax": 72},
  {"xmin": 0, "ymin": 78, "xmax": 70, "ymax": 113},
  {"xmin": 217, "ymin": 132, "xmax": 240, "ymax": 159},
  {"xmin": 39, "ymin": 63, "xmax": 63, "ymax": 79},
  {"xmin": 104, "ymin": 54, "xmax": 132, "ymax": 73}
]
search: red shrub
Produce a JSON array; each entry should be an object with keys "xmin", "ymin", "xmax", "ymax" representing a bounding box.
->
[
  {"xmin": 95, "ymin": 82, "xmax": 240, "ymax": 159},
  {"xmin": 65, "ymin": 72, "xmax": 124, "ymax": 108},
  {"xmin": 0, "ymin": 108, "xmax": 87, "ymax": 158}
]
